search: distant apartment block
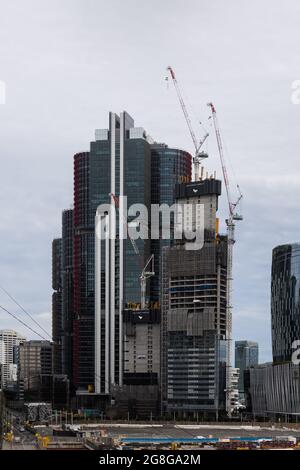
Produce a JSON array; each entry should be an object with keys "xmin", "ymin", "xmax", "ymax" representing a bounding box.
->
[{"xmin": 0, "ymin": 329, "xmax": 26, "ymax": 388}]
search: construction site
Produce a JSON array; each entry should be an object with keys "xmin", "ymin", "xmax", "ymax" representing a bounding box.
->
[{"xmin": 3, "ymin": 410, "xmax": 300, "ymax": 451}]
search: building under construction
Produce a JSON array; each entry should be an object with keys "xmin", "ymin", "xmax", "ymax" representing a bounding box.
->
[
  {"xmin": 161, "ymin": 178, "xmax": 228, "ymax": 419},
  {"xmin": 166, "ymin": 69, "xmax": 243, "ymax": 418},
  {"xmin": 111, "ymin": 307, "xmax": 161, "ymax": 419}
]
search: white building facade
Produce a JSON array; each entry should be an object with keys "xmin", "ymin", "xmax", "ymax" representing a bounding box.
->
[{"xmin": 0, "ymin": 330, "xmax": 26, "ymax": 388}]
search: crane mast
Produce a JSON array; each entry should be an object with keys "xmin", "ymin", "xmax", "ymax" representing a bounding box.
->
[
  {"xmin": 140, "ymin": 254, "xmax": 155, "ymax": 309},
  {"xmin": 110, "ymin": 193, "xmax": 155, "ymax": 308},
  {"xmin": 167, "ymin": 66, "xmax": 209, "ymax": 181},
  {"xmin": 207, "ymin": 102, "xmax": 243, "ymax": 418}
]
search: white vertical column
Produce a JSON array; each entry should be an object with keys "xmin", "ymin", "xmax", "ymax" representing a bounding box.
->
[
  {"xmin": 105, "ymin": 213, "xmax": 110, "ymax": 394},
  {"xmin": 94, "ymin": 213, "xmax": 101, "ymax": 394},
  {"xmin": 119, "ymin": 112, "xmax": 124, "ymax": 386},
  {"xmin": 110, "ymin": 113, "xmax": 116, "ymax": 387}
]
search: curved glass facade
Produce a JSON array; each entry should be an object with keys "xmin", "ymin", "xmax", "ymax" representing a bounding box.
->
[
  {"xmin": 271, "ymin": 243, "xmax": 300, "ymax": 363},
  {"xmin": 150, "ymin": 145, "xmax": 192, "ymax": 302}
]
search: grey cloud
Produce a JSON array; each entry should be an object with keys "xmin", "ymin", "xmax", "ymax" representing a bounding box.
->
[{"xmin": 0, "ymin": 0, "xmax": 300, "ymax": 362}]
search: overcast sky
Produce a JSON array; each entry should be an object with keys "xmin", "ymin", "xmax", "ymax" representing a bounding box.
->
[{"xmin": 0, "ymin": 0, "xmax": 300, "ymax": 361}]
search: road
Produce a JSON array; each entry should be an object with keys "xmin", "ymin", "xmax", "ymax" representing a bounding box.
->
[{"xmin": 2, "ymin": 408, "xmax": 37, "ymax": 450}]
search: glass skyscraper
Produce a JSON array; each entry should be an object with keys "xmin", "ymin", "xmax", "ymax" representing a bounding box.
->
[
  {"xmin": 235, "ymin": 340, "xmax": 258, "ymax": 398},
  {"xmin": 52, "ymin": 238, "xmax": 62, "ymax": 375},
  {"xmin": 150, "ymin": 144, "xmax": 191, "ymax": 302},
  {"xmin": 61, "ymin": 209, "xmax": 73, "ymax": 382},
  {"xmin": 271, "ymin": 243, "xmax": 300, "ymax": 363},
  {"xmin": 52, "ymin": 111, "xmax": 192, "ymax": 402},
  {"xmin": 94, "ymin": 113, "xmax": 152, "ymax": 395}
]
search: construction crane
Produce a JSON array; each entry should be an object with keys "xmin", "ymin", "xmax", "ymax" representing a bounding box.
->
[
  {"xmin": 110, "ymin": 193, "xmax": 155, "ymax": 308},
  {"xmin": 167, "ymin": 66, "xmax": 209, "ymax": 181},
  {"xmin": 109, "ymin": 192, "xmax": 139, "ymax": 255},
  {"xmin": 140, "ymin": 254, "xmax": 155, "ymax": 309},
  {"xmin": 207, "ymin": 102, "xmax": 243, "ymax": 418}
]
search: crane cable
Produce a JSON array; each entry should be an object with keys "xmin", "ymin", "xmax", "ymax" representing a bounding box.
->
[
  {"xmin": 0, "ymin": 304, "xmax": 49, "ymax": 341},
  {"xmin": 0, "ymin": 285, "xmax": 52, "ymax": 339}
]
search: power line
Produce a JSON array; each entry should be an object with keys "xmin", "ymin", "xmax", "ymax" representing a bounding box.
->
[
  {"xmin": 0, "ymin": 285, "xmax": 52, "ymax": 339},
  {"xmin": 0, "ymin": 304, "xmax": 49, "ymax": 341}
]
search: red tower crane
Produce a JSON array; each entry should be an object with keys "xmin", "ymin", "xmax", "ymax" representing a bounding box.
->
[
  {"xmin": 167, "ymin": 66, "xmax": 209, "ymax": 181},
  {"xmin": 207, "ymin": 102, "xmax": 243, "ymax": 418}
]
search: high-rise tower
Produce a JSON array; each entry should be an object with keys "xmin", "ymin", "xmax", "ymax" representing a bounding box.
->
[
  {"xmin": 61, "ymin": 209, "xmax": 74, "ymax": 380},
  {"xmin": 52, "ymin": 238, "xmax": 62, "ymax": 374},
  {"xmin": 150, "ymin": 144, "xmax": 191, "ymax": 302},
  {"xmin": 161, "ymin": 179, "xmax": 228, "ymax": 418},
  {"xmin": 95, "ymin": 112, "xmax": 153, "ymax": 395}
]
